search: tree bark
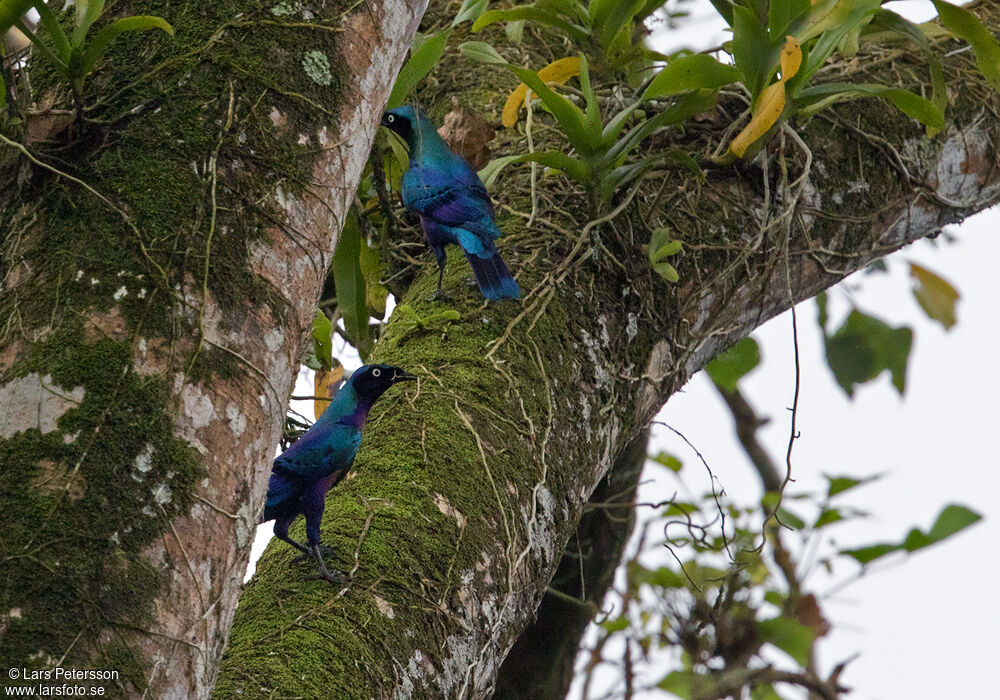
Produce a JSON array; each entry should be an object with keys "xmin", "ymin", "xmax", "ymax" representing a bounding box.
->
[
  {"xmin": 216, "ymin": 3, "xmax": 1000, "ymax": 698},
  {"xmin": 0, "ymin": 1, "xmax": 423, "ymax": 697},
  {"xmin": 493, "ymin": 429, "xmax": 649, "ymax": 699}
]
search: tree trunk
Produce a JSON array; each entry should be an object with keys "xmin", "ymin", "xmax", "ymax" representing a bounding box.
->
[
  {"xmin": 0, "ymin": 1, "xmax": 423, "ymax": 697},
  {"xmin": 216, "ymin": 3, "xmax": 1000, "ymax": 698}
]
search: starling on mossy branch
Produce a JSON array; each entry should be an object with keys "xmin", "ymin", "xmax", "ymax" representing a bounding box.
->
[
  {"xmin": 261, "ymin": 364, "xmax": 416, "ymax": 584},
  {"xmin": 381, "ymin": 105, "xmax": 521, "ymax": 302}
]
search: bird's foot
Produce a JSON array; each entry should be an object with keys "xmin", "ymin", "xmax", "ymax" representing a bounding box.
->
[
  {"xmin": 426, "ymin": 288, "xmax": 453, "ymax": 303},
  {"xmin": 291, "ymin": 545, "xmax": 333, "ymax": 565},
  {"xmin": 313, "ymin": 569, "xmax": 352, "ymax": 585}
]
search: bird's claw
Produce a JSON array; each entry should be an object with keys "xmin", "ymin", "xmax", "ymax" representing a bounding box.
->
[
  {"xmin": 314, "ymin": 570, "xmax": 352, "ymax": 585},
  {"xmin": 291, "ymin": 545, "xmax": 333, "ymax": 564}
]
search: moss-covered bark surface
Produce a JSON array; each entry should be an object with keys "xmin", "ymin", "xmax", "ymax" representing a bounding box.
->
[{"xmin": 0, "ymin": 0, "xmax": 422, "ymax": 695}]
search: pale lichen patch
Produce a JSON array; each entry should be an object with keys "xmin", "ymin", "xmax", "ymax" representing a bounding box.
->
[
  {"xmin": 263, "ymin": 328, "xmax": 284, "ymax": 353},
  {"xmin": 302, "ymin": 50, "xmax": 333, "ymax": 86},
  {"xmin": 152, "ymin": 483, "xmax": 173, "ymax": 505},
  {"xmin": 181, "ymin": 383, "xmax": 216, "ymax": 430},
  {"xmin": 372, "ymin": 594, "xmax": 395, "ymax": 619},
  {"xmin": 134, "ymin": 443, "xmax": 155, "ymax": 474},
  {"xmin": 0, "ymin": 373, "xmax": 85, "ymax": 439},
  {"xmin": 225, "ymin": 403, "xmax": 246, "ymax": 439},
  {"xmin": 432, "ymin": 492, "xmax": 466, "ymax": 527}
]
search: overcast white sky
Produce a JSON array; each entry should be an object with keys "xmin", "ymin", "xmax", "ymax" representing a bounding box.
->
[{"xmin": 250, "ymin": 3, "xmax": 998, "ymax": 696}]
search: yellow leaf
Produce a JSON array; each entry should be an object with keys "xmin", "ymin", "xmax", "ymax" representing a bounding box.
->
[
  {"xmin": 314, "ymin": 364, "xmax": 344, "ymax": 418},
  {"xmin": 910, "ymin": 262, "xmax": 960, "ymax": 329},
  {"xmin": 780, "ymin": 35, "xmax": 802, "ymax": 80},
  {"xmin": 730, "ymin": 36, "xmax": 801, "ymax": 158},
  {"xmin": 730, "ymin": 82, "xmax": 786, "ymax": 157},
  {"xmin": 502, "ymin": 56, "xmax": 582, "ymax": 127},
  {"xmin": 502, "ymin": 84, "xmax": 530, "ymax": 128}
]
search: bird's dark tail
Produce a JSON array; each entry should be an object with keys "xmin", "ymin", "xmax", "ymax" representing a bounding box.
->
[{"xmin": 465, "ymin": 247, "xmax": 520, "ymax": 300}]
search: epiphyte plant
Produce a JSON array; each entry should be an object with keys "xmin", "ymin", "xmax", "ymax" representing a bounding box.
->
[{"xmin": 0, "ymin": 0, "xmax": 173, "ymax": 111}]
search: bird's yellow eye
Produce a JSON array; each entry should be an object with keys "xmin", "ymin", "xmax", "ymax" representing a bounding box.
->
[
  {"xmin": 387, "ymin": 115, "xmax": 395, "ymax": 123},
  {"xmin": 372, "ymin": 368, "xmax": 381, "ymax": 377}
]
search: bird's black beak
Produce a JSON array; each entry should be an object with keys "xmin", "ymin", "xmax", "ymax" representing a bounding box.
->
[
  {"xmin": 380, "ymin": 112, "xmax": 392, "ymax": 127},
  {"xmin": 392, "ymin": 369, "xmax": 417, "ymax": 383}
]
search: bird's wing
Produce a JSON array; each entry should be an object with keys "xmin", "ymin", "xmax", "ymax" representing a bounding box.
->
[
  {"xmin": 272, "ymin": 422, "xmax": 362, "ymax": 481},
  {"xmin": 403, "ymin": 163, "xmax": 500, "ymax": 242}
]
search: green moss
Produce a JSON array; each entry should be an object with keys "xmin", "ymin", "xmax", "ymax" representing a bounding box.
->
[{"xmin": 0, "ymin": 324, "xmax": 202, "ymax": 694}]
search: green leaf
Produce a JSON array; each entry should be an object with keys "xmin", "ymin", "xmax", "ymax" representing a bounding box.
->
[
  {"xmin": 650, "ymin": 451, "xmax": 683, "ymax": 472},
  {"xmin": 642, "ymin": 54, "xmax": 741, "ymax": 100},
  {"xmin": 452, "ymin": 0, "xmax": 488, "ymax": 26},
  {"xmin": 870, "ymin": 9, "xmax": 947, "ymax": 135},
  {"xmin": 814, "ymin": 508, "xmax": 844, "ymax": 529},
  {"xmin": 823, "ymin": 308, "xmax": 913, "ymax": 397},
  {"xmin": 310, "ymin": 309, "xmax": 334, "ymax": 371},
  {"xmin": 932, "ymin": 0, "xmax": 1000, "ymax": 91},
  {"xmin": 387, "ymin": 31, "xmax": 449, "ymax": 109},
  {"xmin": 910, "ymin": 262, "xmax": 959, "ymax": 330},
  {"xmin": 652, "ymin": 261, "xmax": 679, "ymax": 283},
  {"xmin": 472, "ymin": 5, "xmax": 590, "ymax": 44},
  {"xmin": 593, "ymin": 0, "xmax": 646, "ymax": 52},
  {"xmin": 458, "ymin": 40, "xmax": 506, "ymax": 65},
  {"xmin": 601, "ymin": 615, "xmax": 629, "ymax": 633},
  {"xmin": 815, "ymin": 290, "xmax": 829, "ymax": 331},
  {"xmin": 643, "ymin": 226, "xmax": 685, "ymax": 283},
  {"xmin": 658, "ymin": 670, "xmax": 697, "ymax": 699},
  {"xmin": 504, "ymin": 63, "xmax": 602, "ymax": 155},
  {"xmin": 32, "ymin": 0, "xmax": 71, "ymax": 64},
  {"xmin": 332, "ymin": 209, "xmax": 371, "ymax": 359},
  {"xmin": 841, "ymin": 543, "xmax": 898, "ymax": 565},
  {"xmin": 358, "ymin": 235, "xmax": 388, "ymax": 319},
  {"xmin": 768, "ymin": 0, "xmax": 810, "ymax": 40},
  {"xmin": 841, "ymin": 504, "xmax": 980, "ymax": 564},
  {"xmin": 913, "ymin": 504, "xmax": 982, "ymax": 550},
  {"xmin": 824, "ymin": 472, "xmax": 881, "ymax": 498},
  {"xmin": 79, "ymin": 15, "xmax": 173, "ymax": 77},
  {"xmin": 71, "ymin": 0, "xmax": 104, "ymax": 48},
  {"xmin": 732, "ymin": 5, "xmax": 778, "ymax": 98},
  {"xmin": 799, "ymin": 0, "xmax": 880, "ymax": 79},
  {"xmin": 757, "ymin": 616, "xmax": 815, "ymax": 666},
  {"xmin": 705, "ymin": 337, "xmax": 760, "ymax": 392},
  {"xmin": 478, "ymin": 151, "xmax": 589, "ymax": 189},
  {"xmin": 796, "ymin": 82, "xmax": 944, "ymax": 130},
  {"xmin": 640, "ymin": 566, "xmax": 684, "ymax": 588},
  {"xmin": 777, "ymin": 507, "xmax": 806, "ymax": 530},
  {"xmin": 579, "ymin": 54, "xmax": 602, "ymax": 136}
]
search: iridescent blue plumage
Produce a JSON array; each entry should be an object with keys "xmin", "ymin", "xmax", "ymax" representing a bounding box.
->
[
  {"xmin": 262, "ymin": 364, "xmax": 415, "ymax": 583},
  {"xmin": 381, "ymin": 105, "xmax": 521, "ymax": 301}
]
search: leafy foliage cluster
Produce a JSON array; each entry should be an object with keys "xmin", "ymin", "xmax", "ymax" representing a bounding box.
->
[{"xmin": 0, "ymin": 0, "xmax": 172, "ymax": 118}]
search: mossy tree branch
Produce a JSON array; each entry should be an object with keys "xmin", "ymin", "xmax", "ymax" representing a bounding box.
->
[{"xmin": 218, "ymin": 2, "xmax": 1000, "ymax": 698}]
